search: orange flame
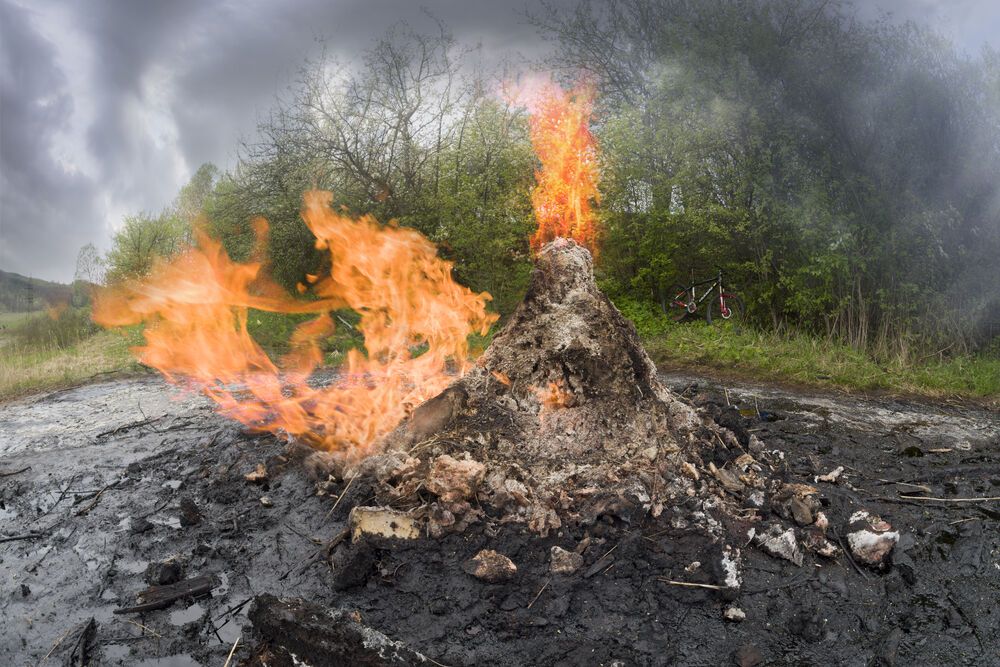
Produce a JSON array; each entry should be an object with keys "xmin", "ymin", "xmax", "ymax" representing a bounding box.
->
[
  {"xmin": 93, "ymin": 190, "xmax": 497, "ymax": 455},
  {"xmin": 535, "ymin": 379, "xmax": 574, "ymax": 410},
  {"xmin": 523, "ymin": 81, "xmax": 600, "ymax": 255}
]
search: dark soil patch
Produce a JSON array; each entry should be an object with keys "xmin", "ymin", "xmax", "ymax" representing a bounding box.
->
[{"xmin": 1, "ymin": 376, "xmax": 998, "ymax": 665}]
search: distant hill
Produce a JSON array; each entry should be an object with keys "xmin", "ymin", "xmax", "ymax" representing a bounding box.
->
[{"xmin": 0, "ymin": 270, "xmax": 73, "ymax": 312}]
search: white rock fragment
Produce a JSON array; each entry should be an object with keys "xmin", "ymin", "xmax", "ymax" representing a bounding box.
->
[
  {"xmin": 724, "ymin": 606, "xmax": 746, "ymax": 622},
  {"xmin": 720, "ymin": 546, "xmax": 742, "ymax": 590},
  {"xmin": 755, "ymin": 524, "xmax": 803, "ymax": 566},
  {"xmin": 845, "ymin": 509, "xmax": 899, "ymax": 568}
]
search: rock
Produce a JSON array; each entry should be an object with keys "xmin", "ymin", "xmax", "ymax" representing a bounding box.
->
[
  {"xmin": 463, "ymin": 549, "xmax": 517, "ymax": 583},
  {"xmin": 710, "ymin": 463, "xmax": 745, "ymax": 494},
  {"xmin": 733, "ymin": 644, "xmax": 763, "ymax": 667},
  {"xmin": 803, "ymin": 528, "xmax": 840, "ymax": 558},
  {"xmin": 130, "ymin": 517, "xmax": 153, "ymax": 534},
  {"xmin": 244, "ymin": 464, "xmax": 268, "ymax": 483},
  {"xmin": 425, "ymin": 454, "xmax": 486, "ymax": 503},
  {"xmin": 773, "ymin": 483, "xmax": 820, "ymax": 526},
  {"xmin": 755, "ymin": 524, "xmax": 803, "ymax": 566},
  {"xmin": 789, "ymin": 497, "xmax": 814, "ymax": 526},
  {"xmin": 846, "ymin": 510, "xmax": 899, "ymax": 568},
  {"xmin": 145, "ymin": 556, "xmax": 184, "ymax": 586},
  {"xmin": 178, "ymin": 497, "xmax": 201, "ymax": 526},
  {"xmin": 259, "ymin": 496, "xmax": 273, "ymax": 507},
  {"xmin": 349, "ymin": 506, "xmax": 420, "ymax": 541},
  {"xmin": 549, "ymin": 546, "xmax": 584, "ymax": 575},
  {"xmin": 815, "ymin": 466, "xmax": 844, "ymax": 483},
  {"xmin": 724, "ymin": 606, "xmax": 746, "ymax": 622}
]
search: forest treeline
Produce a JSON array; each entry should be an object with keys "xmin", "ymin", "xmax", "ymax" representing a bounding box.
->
[{"xmin": 98, "ymin": 0, "xmax": 1000, "ymax": 357}]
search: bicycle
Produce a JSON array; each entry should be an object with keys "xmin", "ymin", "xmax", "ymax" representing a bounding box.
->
[{"xmin": 659, "ymin": 268, "xmax": 745, "ymax": 324}]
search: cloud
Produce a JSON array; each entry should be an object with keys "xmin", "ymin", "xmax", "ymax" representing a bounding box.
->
[
  {"xmin": 2, "ymin": 0, "xmax": 995, "ymax": 282},
  {"xmin": 0, "ymin": 0, "xmax": 566, "ymax": 282},
  {"xmin": 0, "ymin": 1, "xmax": 104, "ymax": 282}
]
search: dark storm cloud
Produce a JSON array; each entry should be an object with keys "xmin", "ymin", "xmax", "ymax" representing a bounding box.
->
[
  {"xmin": 1, "ymin": 0, "xmax": 997, "ymax": 282},
  {"xmin": 0, "ymin": 0, "xmax": 565, "ymax": 282},
  {"xmin": 0, "ymin": 1, "xmax": 103, "ymax": 281}
]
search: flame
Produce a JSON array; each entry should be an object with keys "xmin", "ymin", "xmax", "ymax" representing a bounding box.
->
[
  {"xmin": 522, "ymin": 81, "xmax": 600, "ymax": 255},
  {"xmin": 535, "ymin": 379, "xmax": 574, "ymax": 410},
  {"xmin": 93, "ymin": 190, "xmax": 497, "ymax": 454}
]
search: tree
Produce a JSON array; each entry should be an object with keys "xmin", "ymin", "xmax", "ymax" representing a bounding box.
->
[
  {"xmin": 105, "ymin": 212, "xmax": 186, "ymax": 284},
  {"xmin": 72, "ymin": 243, "xmax": 105, "ymax": 305}
]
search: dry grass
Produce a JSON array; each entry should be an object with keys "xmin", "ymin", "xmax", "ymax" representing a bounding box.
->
[{"xmin": 0, "ymin": 330, "xmax": 141, "ymax": 402}]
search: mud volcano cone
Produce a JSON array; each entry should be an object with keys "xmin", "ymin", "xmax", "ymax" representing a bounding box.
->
[{"xmin": 364, "ymin": 238, "xmax": 729, "ymax": 537}]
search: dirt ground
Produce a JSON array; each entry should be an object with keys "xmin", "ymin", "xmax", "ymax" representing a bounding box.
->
[{"xmin": 1, "ymin": 373, "xmax": 998, "ymax": 666}]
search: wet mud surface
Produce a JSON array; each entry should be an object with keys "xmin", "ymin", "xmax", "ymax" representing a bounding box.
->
[{"xmin": 1, "ymin": 374, "xmax": 998, "ymax": 665}]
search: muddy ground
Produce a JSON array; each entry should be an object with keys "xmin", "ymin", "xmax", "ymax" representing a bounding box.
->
[{"xmin": 1, "ymin": 373, "xmax": 998, "ymax": 666}]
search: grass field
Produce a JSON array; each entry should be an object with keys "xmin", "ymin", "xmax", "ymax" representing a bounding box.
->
[
  {"xmin": 643, "ymin": 320, "xmax": 1000, "ymax": 402},
  {"xmin": 2, "ymin": 301, "xmax": 996, "ymax": 405},
  {"xmin": 0, "ymin": 310, "xmax": 143, "ymax": 401}
]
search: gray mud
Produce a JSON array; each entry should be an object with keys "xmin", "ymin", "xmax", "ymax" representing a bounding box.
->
[{"xmin": 1, "ymin": 374, "xmax": 999, "ymax": 665}]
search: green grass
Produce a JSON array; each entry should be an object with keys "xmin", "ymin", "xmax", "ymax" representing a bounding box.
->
[
  {"xmin": 0, "ymin": 310, "xmax": 44, "ymax": 328},
  {"xmin": 641, "ymin": 319, "xmax": 1000, "ymax": 401}
]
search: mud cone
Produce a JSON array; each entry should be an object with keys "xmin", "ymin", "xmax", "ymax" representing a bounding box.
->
[{"xmin": 360, "ymin": 238, "xmax": 734, "ymax": 537}]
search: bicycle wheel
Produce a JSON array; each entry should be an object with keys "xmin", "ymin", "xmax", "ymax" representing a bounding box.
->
[
  {"xmin": 706, "ymin": 293, "xmax": 745, "ymax": 325},
  {"xmin": 659, "ymin": 284, "xmax": 692, "ymax": 321}
]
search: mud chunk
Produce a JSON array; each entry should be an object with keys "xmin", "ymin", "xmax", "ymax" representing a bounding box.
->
[
  {"xmin": 145, "ymin": 556, "xmax": 184, "ymax": 586},
  {"xmin": 733, "ymin": 644, "xmax": 763, "ymax": 667},
  {"xmin": 178, "ymin": 497, "xmax": 201, "ymax": 527},
  {"xmin": 846, "ymin": 510, "xmax": 899, "ymax": 568},
  {"xmin": 404, "ymin": 385, "xmax": 467, "ymax": 444},
  {"xmin": 549, "ymin": 546, "xmax": 584, "ymax": 575},
  {"xmin": 425, "ymin": 454, "xmax": 486, "ymax": 503},
  {"xmin": 248, "ymin": 594, "xmax": 429, "ymax": 665},
  {"xmin": 755, "ymin": 524, "xmax": 803, "ymax": 566},
  {"xmin": 330, "ymin": 542, "xmax": 376, "ymax": 591},
  {"xmin": 463, "ymin": 549, "xmax": 517, "ymax": 583},
  {"xmin": 349, "ymin": 506, "xmax": 420, "ymax": 541}
]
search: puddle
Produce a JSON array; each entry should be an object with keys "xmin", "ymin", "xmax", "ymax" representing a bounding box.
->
[{"xmin": 169, "ymin": 602, "xmax": 204, "ymax": 626}]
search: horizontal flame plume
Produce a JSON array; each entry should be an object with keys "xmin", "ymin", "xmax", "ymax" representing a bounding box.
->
[
  {"xmin": 93, "ymin": 190, "xmax": 497, "ymax": 454},
  {"xmin": 525, "ymin": 81, "xmax": 600, "ymax": 255}
]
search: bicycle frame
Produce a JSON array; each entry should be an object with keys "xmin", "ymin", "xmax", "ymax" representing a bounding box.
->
[{"xmin": 673, "ymin": 270, "xmax": 737, "ymax": 318}]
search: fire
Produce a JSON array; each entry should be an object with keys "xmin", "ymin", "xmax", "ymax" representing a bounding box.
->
[
  {"xmin": 535, "ymin": 379, "xmax": 574, "ymax": 410},
  {"xmin": 523, "ymin": 81, "xmax": 600, "ymax": 255},
  {"xmin": 93, "ymin": 190, "xmax": 497, "ymax": 454}
]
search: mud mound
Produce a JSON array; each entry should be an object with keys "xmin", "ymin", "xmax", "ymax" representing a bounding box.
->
[{"xmin": 338, "ymin": 238, "xmax": 742, "ymax": 537}]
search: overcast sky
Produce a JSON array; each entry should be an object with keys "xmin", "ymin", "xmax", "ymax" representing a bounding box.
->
[{"xmin": 2, "ymin": 0, "xmax": 999, "ymax": 283}]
